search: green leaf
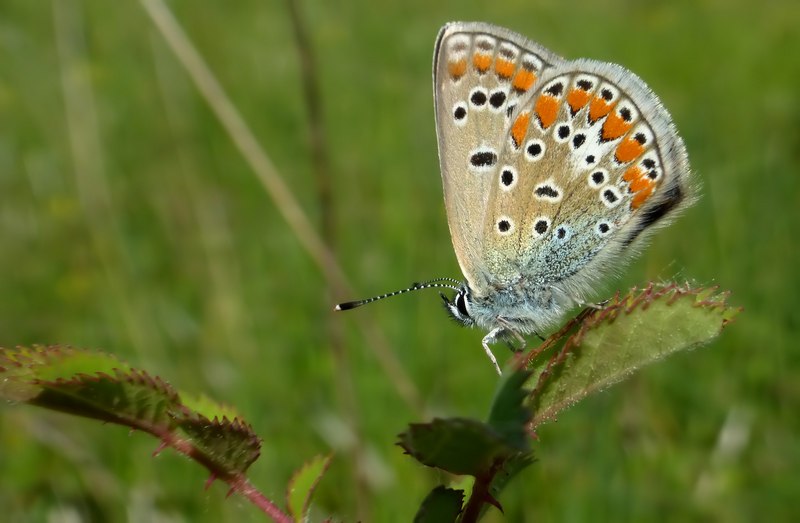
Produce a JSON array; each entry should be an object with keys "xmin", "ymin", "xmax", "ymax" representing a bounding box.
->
[
  {"xmin": 0, "ymin": 345, "xmax": 131, "ymax": 402},
  {"xmin": 486, "ymin": 367, "xmax": 532, "ymax": 450},
  {"xmin": 286, "ymin": 454, "xmax": 332, "ymax": 522},
  {"xmin": 1, "ymin": 345, "xmax": 263, "ymax": 476},
  {"xmin": 181, "ymin": 392, "xmax": 245, "ymax": 422},
  {"xmin": 172, "ymin": 408, "xmax": 262, "ymax": 475},
  {"xmin": 1, "ymin": 346, "xmax": 179, "ymax": 432},
  {"xmin": 529, "ymin": 284, "xmax": 741, "ymax": 427},
  {"xmin": 486, "ymin": 451, "xmax": 535, "ymax": 507},
  {"xmin": 413, "ymin": 486, "xmax": 464, "ymax": 523},
  {"xmin": 398, "ymin": 418, "xmax": 519, "ymax": 477},
  {"xmin": 33, "ymin": 369, "xmax": 180, "ymax": 431}
]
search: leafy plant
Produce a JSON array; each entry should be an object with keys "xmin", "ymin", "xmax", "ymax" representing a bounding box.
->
[{"xmin": 0, "ymin": 283, "xmax": 739, "ymax": 521}]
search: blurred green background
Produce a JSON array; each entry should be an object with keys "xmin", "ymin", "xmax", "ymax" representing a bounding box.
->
[{"xmin": 1, "ymin": 0, "xmax": 798, "ymax": 521}]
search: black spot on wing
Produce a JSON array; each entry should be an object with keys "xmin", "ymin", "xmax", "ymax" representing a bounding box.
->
[
  {"xmin": 545, "ymin": 82, "xmax": 564, "ymax": 96},
  {"xmin": 623, "ymin": 184, "xmax": 685, "ymax": 246},
  {"xmin": 489, "ymin": 91, "xmax": 507, "ymax": 108},
  {"xmin": 471, "ymin": 90, "xmax": 487, "ymax": 106},
  {"xmin": 535, "ymin": 185, "xmax": 559, "ymax": 198},
  {"xmin": 470, "ymin": 151, "xmax": 497, "ymax": 167}
]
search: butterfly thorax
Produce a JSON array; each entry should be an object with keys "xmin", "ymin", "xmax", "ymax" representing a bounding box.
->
[{"xmin": 445, "ymin": 279, "xmax": 574, "ymax": 337}]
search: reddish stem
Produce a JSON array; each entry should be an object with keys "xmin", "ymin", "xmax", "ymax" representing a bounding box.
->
[{"xmin": 157, "ymin": 431, "xmax": 293, "ymax": 523}]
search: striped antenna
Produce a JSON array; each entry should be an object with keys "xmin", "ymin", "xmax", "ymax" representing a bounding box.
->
[{"xmin": 335, "ymin": 278, "xmax": 462, "ymax": 311}]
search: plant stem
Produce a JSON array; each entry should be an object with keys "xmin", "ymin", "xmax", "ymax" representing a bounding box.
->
[
  {"xmin": 229, "ymin": 475, "xmax": 294, "ymax": 523},
  {"xmin": 460, "ymin": 468, "xmax": 499, "ymax": 523},
  {"xmin": 160, "ymin": 432, "xmax": 293, "ymax": 522}
]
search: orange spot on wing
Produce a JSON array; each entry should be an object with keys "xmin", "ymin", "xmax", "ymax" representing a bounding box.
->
[
  {"xmin": 623, "ymin": 165, "xmax": 644, "ymax": 183},
  {"xmin": 631, "ymin": 184, "xmax": 655, "ymax": 209},
  {"xmin": 511, "ymin": 112, "xmax": 531, "ymax": 148},
  {"xmin": 567, "ymin": 88, "xmax": 591, "ymax": 114},
  {"xmin": 473, "ymin": 53, "xmax": 491, "ymax": 73},
  {"xmin": 495, "ymin": 58, "xmax": 515, "ymax": 79},
  {"xmin": 512, "ymin": 69, "xmax": 536, "ymax": 92},
  {"xmin": 615, "ymin": 136, "xmax": 646, "ymax": 163},
  {"xmin": 535, "ymin": 94, "xmax": 559, "ymax": 129},
  {"xmin": 629, "ymin": 174, "xmax": 654, "ymax": 193},
  {"xmin": 601, "ymin": 111, "xmax": 633, "ymax": 141},
  {"xmin": 448, "ymin": 59, "xmax": 467, "ymax": 80},
  {"xmin": 588, "ymin": 96, "xmax": 614, "ymax": 123}
]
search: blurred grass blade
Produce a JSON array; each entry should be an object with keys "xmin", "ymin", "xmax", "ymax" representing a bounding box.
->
[
  {"xmin": 529, "ymin": 284, "xmax": 741, "ymax": 428},
  {"xmin": 414, "ymin": 486, "xmax": 464, "ymax": 523},
  {"xmin": 286, "ymin": 454, "xmax": 332, "ymax": 522},
  {"xmin": 140, "ymin": 0, "xmax": 420, "ymax": 412}
]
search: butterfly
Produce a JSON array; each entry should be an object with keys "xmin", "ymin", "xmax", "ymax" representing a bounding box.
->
[{"xmin": 336, "ymin": 22, "xmax": 694, "ymax": 374}]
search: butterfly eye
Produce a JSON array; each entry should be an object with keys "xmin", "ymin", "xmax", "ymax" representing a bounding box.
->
[
  {"xmin": 455, "ymin": 292, "xmax": 470, "ymax": 317},
  {"xmin": 440, "ymin": 291, "xmax": 474, "ymax": 326}
]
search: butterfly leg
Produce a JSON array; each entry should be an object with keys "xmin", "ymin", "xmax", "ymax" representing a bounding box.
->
[
  {"xmin": 553, "ymin": 287, "xmax": 611, "ymax": 311},
  {"xmin": 481, "ymin": 327, "xmax": 504, "ymax": 375},
  {"xmin": 574, "ymin": 297, "xmax": 610, "ymax": 310},
  {"xmin": 497, "ymin": 317, "xmax": 529, "ymax": 350}
]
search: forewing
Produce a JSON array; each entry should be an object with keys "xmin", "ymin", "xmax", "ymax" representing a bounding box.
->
[{"xmin": 433, "ymin": 22, "xmax": 562, "ymax": 292}]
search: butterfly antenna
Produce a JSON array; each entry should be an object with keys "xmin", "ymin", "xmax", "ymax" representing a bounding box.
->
[{"xmin": 334, "ymin": 278, "xmax": 462, "ymax": 311}]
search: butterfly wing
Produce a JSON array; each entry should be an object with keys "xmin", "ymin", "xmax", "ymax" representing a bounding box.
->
[
  {"xmin": 484, "ymin": 58, "xmax": 693, "ymax": 303},
  {"xmin": 435, "ymin": 22, "xmax": 693, "ymax": 305},
  {"xmin": 433, "ymin": 22, "xmax": 563, "ymax": 293}
]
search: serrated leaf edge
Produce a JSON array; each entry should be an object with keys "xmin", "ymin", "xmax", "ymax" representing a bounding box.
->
[
  {"xmin": 285, "ymin": 454, "xmax": 332, "ymax": 522},
  {"xmin": 528, "ymin": 283, "xmax": 740, "ymax": 426}
]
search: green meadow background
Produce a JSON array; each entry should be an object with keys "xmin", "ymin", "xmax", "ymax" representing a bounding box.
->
[{"xmin": 1, "ymin": 0, "xmax": 798, "ymax": 521}]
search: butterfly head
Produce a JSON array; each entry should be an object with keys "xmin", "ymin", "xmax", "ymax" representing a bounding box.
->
[{"xmin": 440, "ymin": 286, "xmax": 475, "ymax": 327}]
